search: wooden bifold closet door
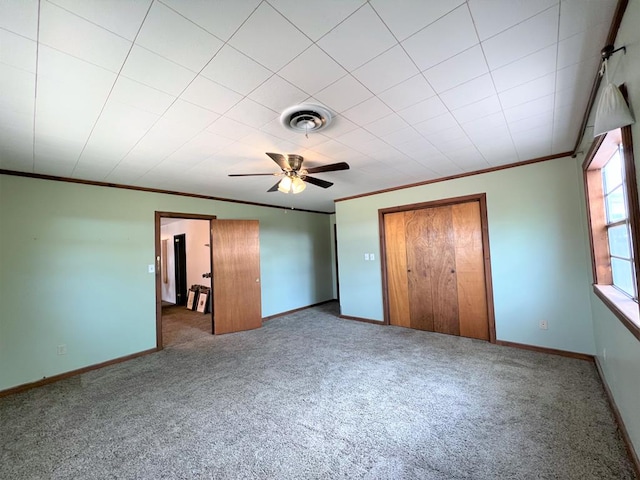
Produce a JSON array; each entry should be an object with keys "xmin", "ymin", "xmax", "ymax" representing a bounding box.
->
[{"xmin": 384, "ymin": 200, "xmax": 489, "ymax": 341}]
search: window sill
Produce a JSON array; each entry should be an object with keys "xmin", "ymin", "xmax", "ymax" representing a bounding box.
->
[{"xmin": 593, "ymin": 284, "xmax": 640, "ymax": 342}]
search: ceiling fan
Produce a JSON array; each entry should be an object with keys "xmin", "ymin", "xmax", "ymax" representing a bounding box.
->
[{"xmin": 229, "ymin": 152, "xmax": 350, "ymax": 194}]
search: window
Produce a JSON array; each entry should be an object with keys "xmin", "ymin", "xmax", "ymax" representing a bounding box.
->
[
  {"xmin": 602, "ymin": 145, "xmax": 636, "ymax": 298},
  {"xmin": 584, "ymin": 125, "xmax": 640, "ymax": 341}
]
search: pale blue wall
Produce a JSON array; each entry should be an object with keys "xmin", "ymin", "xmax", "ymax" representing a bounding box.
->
[
  {"xmin": 335, "ymin": 158, "xmax": 596, "ymax": 355},
  {"xmin": 589, "ymin": 296, "xmax": 640, "ymax": 455},
  {"xmin": 0, "ymin": 174, "xmax": 333, "ymax": 390},
  {"xmin": 579, "ymin": 0, "xmax": 640, "ymax": 457}
]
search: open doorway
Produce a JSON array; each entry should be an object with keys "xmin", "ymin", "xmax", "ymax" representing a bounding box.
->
[{"xmin": 156, "ymin": 212, "xmax": 216, "ymax": 349}]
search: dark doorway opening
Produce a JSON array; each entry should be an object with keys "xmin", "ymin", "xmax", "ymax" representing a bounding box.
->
[{"xmin": 173, "ymin": 233, "xmax": 187, "ymax": 306}]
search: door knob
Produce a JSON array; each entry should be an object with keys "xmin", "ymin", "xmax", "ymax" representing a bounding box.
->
[{"xmin": 256, "ymin": 278, "xmax": 260, "ymax": 283}]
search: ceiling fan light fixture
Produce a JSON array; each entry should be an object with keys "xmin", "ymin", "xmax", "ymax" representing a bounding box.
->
[
  {"xmin": 278, "ymin": 176, "xmax": 292, "ymax": 193},
  {"xmin": 291, "ymin": 176, "xmax": 306, "ymax": 194}
]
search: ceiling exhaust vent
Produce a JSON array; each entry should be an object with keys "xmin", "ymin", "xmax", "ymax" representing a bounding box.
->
[{"xmin": 280, "ymin": 104, "xmax": 333, "ymax": 134}]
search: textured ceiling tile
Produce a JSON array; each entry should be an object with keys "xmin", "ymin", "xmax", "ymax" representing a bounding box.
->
[
  {"xmin": 439, "ymin": 74, "xmax": 496, "ymax": 111},
  {"xmin": 353, "ymin": 45, "xmax": 419, "ymax": 95},
  {"xmin": 0, "ymin": 29, "xmax": 37, "ymax": 73},
  {"xmin": 402, "ymin": 5, "xmax": 478, "ymax": 71},
  {"xmin": 48, "ymin": 0, "xmax": 151, "ymax": 40},
  {"xmin": 314, "ymin": 75, "xmax": 373, "ymax": 113},
  {"xmin": 0, "ymin": 0, "xmax": 40, "ymax": 40},
  {"xmin": 160, "ymin": 0, "xmax": 260, "ymax": 41},
  {"xmin": 0, "ymin": 64, "xmax": 35, "ymax": 117},
  {"xmin": 229, "ymin": 3, "xmax": 311, "ymax": 71},
  {"xmin": 413, "ymin": 112, "xmax": 459, "ymax": 137},
  {"xmin": 135, "ymin": 2, "xmax": 223, "ymax": 72},
  {"xmin": 40, "ymin": 2, "xmax": 131, "ymax": 72},
  {"xmin": 248, "ymin": 75, "xmax": 307, "ymax": 113},
  {"xmin": 317, "ymin": 4, "xmax": 397, "ymax": 71},
  {"xmin": 110, "ymin": 77, "xmax": 176, "ymax": 116},
  {"xmin": 162, "ymin": 99, "xmax": 220, "ymax": 131},
  {"xmin": 342, "ymin": 97, "xmax": 393, "ymax": 126},
  {"xmin": 491, "ymin": 45, "xmax": 557, "ymax": 93},
  {"xmin": 397, "ymin": 95, "xmax": 449, "ymax": 125},
  {"xmin": 0, "ymin": 0, "xmax": 619, "ymax": 211},
  {"xmin": 468, "ymin": 0, "xmax": 558, "ymax": 41},
  {"xmin": 503, "ymin": 94, "xmax": 554, "ymax": 123},
  {"xmin": 423, "ymin": 45, "xmax": 489, "ymax": 93},
  {"xmin": 181, "ymin": 76, "xmax": 243, "ymax": 115},
  {"xmin": 382, "ymin": 126, "xmax": 423, "ymax": 146},
  {"xmin": 371, "ymin": 0, "xmax": 465, "ymax": 41},
  {"xmin": 224, "ymin": 98, "xmax": 279, "ymax": 129},
  {"xmin": 269, "ymin": 0, "xmax": 365, "ymax": 41},
  {"xmin": 556, "ymin": 26, "xmax": 607, "ymax": 70},
  {"xmin": 278, "ymin": 45, "xmax": 347, "ymax": 96},
  {"xmin": 364, "ymin": 114, "xmax": 408, "ymax": 137},
  {"xmin": 559, "ymin": 0, "xmax": 616, "ymax": 40},
  {"xmin": 481, "ymin": 6, "xmax": 559, "ymax": 70},
  {"xmin": 121, "ymin": 45, "xmax": 195, "ymax": 96},
  {"xmin": 378, "ymin": 74, "xmax": 436, "ymax": 111},
  {"xmin": 200, "ymin": 45, "xmax": 272, "ymax": 96},
  {"xmin": 498, "ymin": 73, "xmax": 555, "ymax": 109},
  {"xmin": 451, "ymin": 95, "xmax": 502, "ymax": 124}
]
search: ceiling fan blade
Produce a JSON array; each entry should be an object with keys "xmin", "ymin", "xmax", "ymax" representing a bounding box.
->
[
  {"xmin": 228, "ymin": 173, "xmax": 276, "ymax": 176},
  {"xmin": 266, "ymin": 152, "xmax": 291, "ymax": 171},
  {"xmin": 305, "ymin": 162, "xmax": 350, "ymax": 174},
  {"xmin": 303, "ymin": 176, "xmax": 333, "ymax": 189},
  {"xmin": 267, "ymin": 181, "xmax": 281, "ymax": 192}
]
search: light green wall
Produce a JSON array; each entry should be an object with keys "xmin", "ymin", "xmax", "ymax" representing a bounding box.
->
[
  {"xmin": 580, "ymin": 0, "xmax": 640, "ymax": 457},
  {"xmin": 0, "ymin": 174, "xmax": 333, "ymax": 390},
  {"xmin": 335, "ymin": 157, "xmax": 595, "ymax": 355},
  {"xmin": 589, "ymin": 295, "xmax": 640, "ymax": 454}
]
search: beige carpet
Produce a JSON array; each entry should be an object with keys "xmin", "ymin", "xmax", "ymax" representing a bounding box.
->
[{"xmin": 1, "ymin": 302, "xmax": 636, "ymax": 479}]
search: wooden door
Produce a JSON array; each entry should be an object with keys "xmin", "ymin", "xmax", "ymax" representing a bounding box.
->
[
  {"xmin": 384, "ymin": 200, "xmax": 489, "ymax": 341},
  {"xmin": 211, "ymin": 220, "xmax": 262, "ymax": 334},
  {"xmin": 405, "ymin": 206, "xmax": 460, "ymax": 335},
  {"xmin": 452, "ymin": 202, "xmax": 489, "ymax": 340}
]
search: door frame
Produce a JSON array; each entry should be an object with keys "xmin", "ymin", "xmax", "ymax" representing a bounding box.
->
[
  {"xmin": 378, "ymin": 193, "xmax": 497, "ymax": 343},
  {"xmin": 155, "ymin": 211, "xmax": 217, "ymax": 350}
]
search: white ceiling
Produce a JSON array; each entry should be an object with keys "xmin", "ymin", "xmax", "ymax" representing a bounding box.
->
[{"xmin": 0, "ymin": 0, "xmax": 617, "ymax": 212}]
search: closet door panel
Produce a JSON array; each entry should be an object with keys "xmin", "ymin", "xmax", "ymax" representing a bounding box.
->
[
  {"xmin": 452, "ymin": 202, "xmax": 489, "ymax": 340},
  {"xmin": 384, "ymin": 212, "xmax": 411, "ymax": 327},
  {"xmin": 425, "ymin": 206, "xmax": 459, "ymax": 336},
  {"xmin": 404, "ymin": 209, "xmax": 434, "ymax": 331}
]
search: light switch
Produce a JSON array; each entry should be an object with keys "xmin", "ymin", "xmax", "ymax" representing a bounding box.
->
[
  {"xmin": 148, "ymin": 264, "xmax": 155, "ymax": 273},
  {"xmin": 364, "ymin": 253, "xmax": 370, "ymax": 261},
  {"xmin": 370, "ymin": 253, "xmax": 375, "ymax": 261}
]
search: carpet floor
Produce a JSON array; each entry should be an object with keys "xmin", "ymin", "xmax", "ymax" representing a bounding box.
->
[
  {"xmin": 162, "ymin": 304, "xmax": 212, "ymax": 347},
  {"xmin": 1, "ymin": 302, "xmax": 636, "ymax": 479}
]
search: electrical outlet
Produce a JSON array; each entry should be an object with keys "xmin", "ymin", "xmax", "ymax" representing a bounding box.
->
[
  {"xmin": 539, "ymin": 320, "xmax": 548, "ymax": 330},
  {"xmin": 57, "ymin": 344, "xmax": 67, "ymax": 355}
]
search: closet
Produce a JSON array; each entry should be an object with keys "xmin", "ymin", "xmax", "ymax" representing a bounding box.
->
[{"xmin": 381, "ymin": 194, "xmax": 494, "ymax": 341}]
